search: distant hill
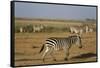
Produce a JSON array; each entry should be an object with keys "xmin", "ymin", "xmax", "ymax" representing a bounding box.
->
[{"xmin": 15, "ymin": 17, "xmax": 85, "ymax": 23}]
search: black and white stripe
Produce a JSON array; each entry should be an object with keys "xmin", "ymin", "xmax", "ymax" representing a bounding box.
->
[{"xmin": 39, "ymin": 35, "xmax": 82, "ymax": 61}]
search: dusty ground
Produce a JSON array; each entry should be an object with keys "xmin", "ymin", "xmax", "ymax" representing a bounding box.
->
[{"xmin": 14, "ymin": 32, "xmax": 97, "ymax": 66}]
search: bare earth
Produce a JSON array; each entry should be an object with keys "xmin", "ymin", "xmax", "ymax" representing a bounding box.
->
[{"xmin": 15, "ymin": 32, "xmax": 97, "ymax": 66}]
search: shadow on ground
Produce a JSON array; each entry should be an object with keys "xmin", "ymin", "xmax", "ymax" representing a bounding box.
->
[
  {"xmin": 71, "ymin": 53, "xmax": 96, "ymax": 59},
  {"xmin": 16, "ymin": 52, "xmax": 97, "ymax": 62}
]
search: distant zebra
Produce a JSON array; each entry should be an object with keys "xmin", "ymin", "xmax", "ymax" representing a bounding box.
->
[
  {"xmin": 39, "ymin": 35, "xmax": 82, "ymax": 61},
  {"xmin": 70, "ymin": 27, "xmax": 83, "ymax": 36},
  {"xmin": 70, "ymin": 27, "xmax": 79, "ymax": 34},
  {"xmin": 89, "ymin": 28, "xmax": 93, "ymax": 32},
  {"xmin": 33, "ymin": 25, "xmax": 44, "ymax": 32},
  {"xmin": 19, "ymin": 27, "xmax": 23, "ymax": 33},
  {"xmin": 85, "ymin": 25, "xmax": 89, "ymax": 33}
]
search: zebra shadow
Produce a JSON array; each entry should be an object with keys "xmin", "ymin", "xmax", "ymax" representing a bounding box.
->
[
  {"xmin": 16, "ymin": 53, "xmax": 97, "ymax": 62},
  {"xmin": 70, "ymin": 53, "xmax": 97, "ymax": 60}
]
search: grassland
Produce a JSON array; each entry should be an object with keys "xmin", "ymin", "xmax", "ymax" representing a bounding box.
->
[{"xmin": 14, "ymin": 18, "xmax": 97, "ymax": 66}]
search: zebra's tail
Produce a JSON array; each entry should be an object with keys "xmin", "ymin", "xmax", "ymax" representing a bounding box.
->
[{"xmin": 39, "ymin": 44, "xmax": 45, "ymax": 53}]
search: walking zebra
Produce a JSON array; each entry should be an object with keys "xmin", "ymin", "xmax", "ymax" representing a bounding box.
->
[
  {"xmin": 39, "ymin": 35, "xmax": 82, "ymax": 61},
  {"xmin": 70, "ymin": 26, "xmax": 83, "ymax": 36}
]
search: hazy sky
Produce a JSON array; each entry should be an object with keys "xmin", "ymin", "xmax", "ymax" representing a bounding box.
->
[{"xmin": 15, "ymin": 2, "xmax": 96, "ymax": 20}]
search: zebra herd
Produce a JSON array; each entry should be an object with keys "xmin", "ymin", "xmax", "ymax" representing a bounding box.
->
[
  {"xmin": 70, "ymin": 25, "xmax": 94, "ymax": 36},
  {"xmin": 38, "ymin": 24, "xmax": 95, "ymax": 61},
  {"xmin": 17, "ymin": 24, "xmax": 45, "ymax": 33},
  {"xmin": 17, "ymin": 24, "xmax": 94, "ymax": 61},
  {"xmin": 17, "ymin": 24, "xmax": 94, "ymax": 34}
]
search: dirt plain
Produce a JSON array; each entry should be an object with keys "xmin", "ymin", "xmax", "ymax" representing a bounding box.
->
[{"xmin": 14, "ymin": 19, "xmax": 97, "ymax": 66}]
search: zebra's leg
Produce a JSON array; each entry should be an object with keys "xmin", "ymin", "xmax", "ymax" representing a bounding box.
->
[
  {"xmin": 63, "ymin": 47, "xmax": 69, "ymax": 61},
  {"xmin": 42, "ymin": 46, "xmax": 50, "ymax": 62},
  {"xmin": 50, "ymin": 47, "xmax": 56, "ymax": 61}
]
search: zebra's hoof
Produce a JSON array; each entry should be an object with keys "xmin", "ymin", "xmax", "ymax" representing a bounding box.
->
[{"xmin": 64, "ymin": 58, "xmax": 68, "ymax": 61}]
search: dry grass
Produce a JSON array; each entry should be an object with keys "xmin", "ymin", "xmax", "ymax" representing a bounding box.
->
[
  {"xmin": 14, "ymin": 19, "xmax": 97, "ymax": 66},
  {"xmin": 15, "ymin": 19, "xmax": 83, "ymax": 27},
  {"xmin": 15, "ymin": 32, "xmax": 97, "ymax": 66}
]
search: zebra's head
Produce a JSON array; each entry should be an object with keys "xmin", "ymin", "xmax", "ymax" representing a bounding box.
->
[
  {"xmin": 70, "ymin": 35, "xmax": 82, "ymax": 49},
  {"xmin": 76, "ymin": 36, "xmax": 82, "ymax": 49}
]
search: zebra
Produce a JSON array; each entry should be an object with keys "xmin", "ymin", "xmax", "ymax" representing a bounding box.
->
[
  {"xmin": 33, "ymin": 25, "xmax": 44, "ymax": 32},
  {"xmin": 85, "ymin": 25, "xmax": 89, "ymax": 33},
  {"xmin": 70, "ymin": 26, "xmax": 83, "ymax": 36},
  {"xmin": 39, "ymin": 35, "xmax": 82, "ymax": 61},
  {"xmin": 89, "ymin": 28, "xmax": 93, "ymax": 32},
  {"xmin": 19, "ymin": 27, "xmax": 23, "ymax": 33}
]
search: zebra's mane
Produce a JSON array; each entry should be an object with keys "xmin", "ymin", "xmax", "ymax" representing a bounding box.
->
[
  {"xmin": 47, "ymin": 35, "xmax": 81, "ymax": 40},
  {"xmin": 68, "ymin": 35, "xmax": 80, "ymax": 38},
  {"xmin": 67, "ymin": 35, "xmax": 81, "ymax": 40}
]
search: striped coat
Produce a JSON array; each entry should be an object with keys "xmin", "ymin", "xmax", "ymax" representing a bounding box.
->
[{"xmin": 39, "ymin": 35, "xmax": 82, "ymax": 61}]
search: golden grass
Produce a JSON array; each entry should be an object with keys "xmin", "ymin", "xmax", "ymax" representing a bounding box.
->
[
  {"xmin": 15, "ymin": 32, "xmax": 97, "ymax": 66},
  {"xmin": 14, "ymin": 19, "xmax": 97, "ymax": 66}
]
